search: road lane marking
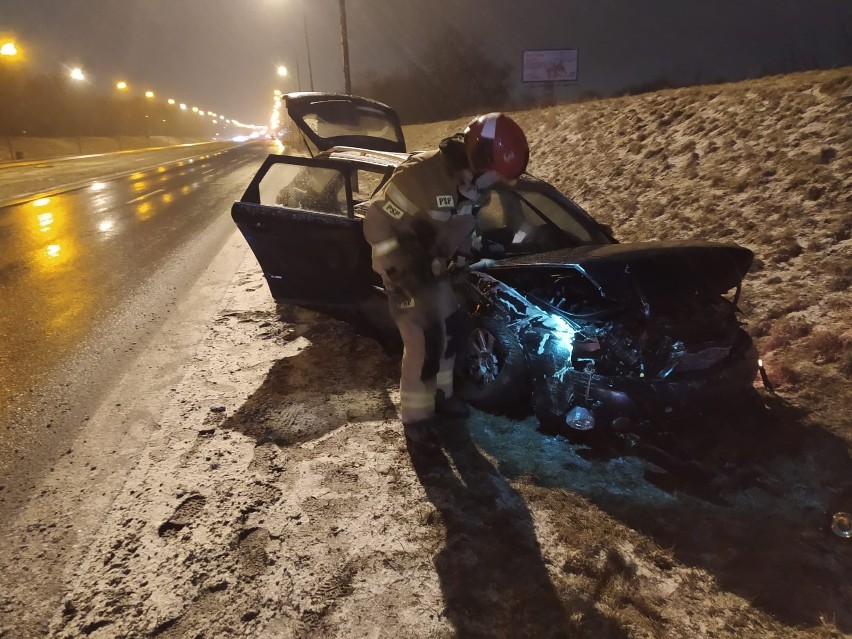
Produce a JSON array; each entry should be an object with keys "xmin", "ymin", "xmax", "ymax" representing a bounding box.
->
[{"xmin": 127, "ymin": 188, "xmax": 165, "ymax": 204}]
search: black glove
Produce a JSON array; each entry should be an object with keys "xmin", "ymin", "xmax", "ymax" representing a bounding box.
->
[{"xmin": 385, "ymin": 233, "xmax": 435, "ymax": 297}]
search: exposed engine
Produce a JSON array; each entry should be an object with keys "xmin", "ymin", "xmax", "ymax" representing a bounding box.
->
[
  {"xmin": 528, "ymin": 274, "xmax": 744, "ymax": 380},
  {"xmin": 462, "ymin": 253, "xmax": 758, "ymax": 432}
]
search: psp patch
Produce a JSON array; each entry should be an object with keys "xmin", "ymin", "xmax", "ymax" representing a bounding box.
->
[
  {"xmin": 382, "ymin": 199, "xmax": 406, "ymax": 220},
  {"xmin": 436, "ymin": 195, "xmax": 455, "ymax": 208}
]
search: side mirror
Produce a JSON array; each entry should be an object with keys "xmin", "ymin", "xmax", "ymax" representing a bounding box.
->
[{"xmin": 599, "ymin": 223, "xmax": 615, "ymax": 237}]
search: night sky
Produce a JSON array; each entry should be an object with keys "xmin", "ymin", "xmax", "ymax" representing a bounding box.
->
[{"xmin": 2, "ymin": 0, "xmax": 850, "ymax": 125}]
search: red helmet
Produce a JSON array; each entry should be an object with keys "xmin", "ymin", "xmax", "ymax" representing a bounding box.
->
[{"xmin": 464, "ymin": 112, "xmax": 529, "ymax": 180}]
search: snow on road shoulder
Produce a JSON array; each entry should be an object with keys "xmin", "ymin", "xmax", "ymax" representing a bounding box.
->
[
  {"xmin": 48, "ymin": 258, "xmax": 450, "ymax": 638},
  {"xmin": 43, "ymin": 253, "xmax": 841, "ymax": 639}
]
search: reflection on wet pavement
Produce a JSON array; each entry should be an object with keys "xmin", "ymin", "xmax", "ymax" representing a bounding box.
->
[{"xmin": 0, "ymin": 147, "xmax": 260, "ymax": 407}]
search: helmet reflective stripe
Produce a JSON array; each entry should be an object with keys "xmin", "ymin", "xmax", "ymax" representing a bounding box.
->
[
  {"xmin": 372, "ymin": 237, "xmax": 400, "ymax": 257},
  {"xmin": 480, "ymin": 113, "xmax": 498, "ymax": 139}
]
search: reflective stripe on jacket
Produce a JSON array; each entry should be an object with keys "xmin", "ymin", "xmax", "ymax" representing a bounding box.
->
[{"xmin": 363, "ymin": 149, "xmax": 476, "ymax": 268}]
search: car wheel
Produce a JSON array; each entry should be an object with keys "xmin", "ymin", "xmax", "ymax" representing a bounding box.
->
[{"xmin": 456, "ymin": 314, "xmax": 529, "ymax": 414}]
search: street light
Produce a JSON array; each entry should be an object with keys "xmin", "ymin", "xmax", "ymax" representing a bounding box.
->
[
  {"xmin": 1, "ymin": 41, "xmax": 18, "ymax": 57},
  {"xmin": 116, "ymin": 81, "xmax": 128, "ymax": 91},
  {"xmin": 145, "ymin": 90, "xmax": 154, "ymax": 98},
  {"xmin": 276, "ymin": 62, "xmax": 296, "ymax": 93},
  {"xmin": 168, "ymin": 98, "xmax": 176, "ymax": 105},
  {"xmin": 67, "ymin": 67, "xmax": 88, "ymax": 151}
]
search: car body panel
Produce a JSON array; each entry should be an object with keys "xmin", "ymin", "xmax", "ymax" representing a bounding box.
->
[
  {"xmin": 490, "ymin": 240, "xmax": 753, "ymax": 303},
  {"xmin": 233, "ymin": 153, "xmax": 387, "ymax": 311},
  {"xmin": 233, "ymin": 202, "xmax": 374, "ymax": 307}
]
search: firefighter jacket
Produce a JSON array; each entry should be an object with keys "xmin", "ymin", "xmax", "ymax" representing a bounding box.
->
[{"xmin": 363, "ymin": 142, "xmax": 477, "ymax": 297}]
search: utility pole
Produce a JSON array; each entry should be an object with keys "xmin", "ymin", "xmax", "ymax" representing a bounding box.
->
[
  {"xmin": 339, "ymin": 0, "xmax": 351, "ymax": 93},
  {"xmin": 303, "ymin": 0, "xmax": 314, "ymax": 91},
  {"xmin": 300, "ymin": 0, "xmax": 349, "ymax": 93}
]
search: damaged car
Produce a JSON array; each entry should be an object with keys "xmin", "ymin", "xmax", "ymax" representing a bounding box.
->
[{"xmin": 232, "ymin": 93, "xmax": 759, "ymax": 436}]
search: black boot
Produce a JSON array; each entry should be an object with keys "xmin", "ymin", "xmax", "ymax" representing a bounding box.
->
[
  {"xmin": 403, "ymin": 418, "xmax": 439, "ymax": 453},
  {"xmin": 435, "ymin": 390, "xmax": 470, "ymax": 418}
]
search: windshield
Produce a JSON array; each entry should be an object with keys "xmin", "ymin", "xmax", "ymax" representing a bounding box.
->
[{"xmin": 475, "ymin": 182, "xmax": 612, "ymax": 255}]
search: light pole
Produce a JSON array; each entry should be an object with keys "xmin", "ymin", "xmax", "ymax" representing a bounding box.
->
[
  {"xmin": 338, "ymin": 0, "xmax": 351, "ymax": 93},
  {"xmin": 69, "ymin": 67, "xmax": 86, "ymax": 153},
  {"xmin": 299, "ymin": 1, "xmax": 349, "ymax": 92},
  {"xmin": 115, "ymin": 82, "xmax": 129, "ymax": 148},
  {"xmin": 302, "ymin": 0, "xmax": 314, "ymax": 91},
  {"xmin": 144, "ymin": 91, "xmax": 155, "ymax": 143}
]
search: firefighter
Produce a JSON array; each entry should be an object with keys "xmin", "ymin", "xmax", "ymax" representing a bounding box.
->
[{"xmin": 363, "ymin": 113, "xmax": 529, "ymax": 451}]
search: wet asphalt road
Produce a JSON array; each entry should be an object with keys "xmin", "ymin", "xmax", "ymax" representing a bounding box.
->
[{"xmin": 0, "ymin": 140, "xmax": 274, "ymax": 506}]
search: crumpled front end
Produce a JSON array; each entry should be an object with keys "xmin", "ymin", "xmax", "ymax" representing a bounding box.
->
[{"xmin": 469, "ymin": 240, "xmax": 759, "ymax": 432}]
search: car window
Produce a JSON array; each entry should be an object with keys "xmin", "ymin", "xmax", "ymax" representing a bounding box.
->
[
  {"xmin": 519, "ymin": 191, "xmax": 597, "ymax": 244},
  {"xmin": 475, "ymin": 187, "xmax": 598, "ymax": 251},
  {"xmin": 301, "ymin": 105, "xmax": 401, "ymax": 146},
  {"xmin": 259, "ymin": 164, "xmax": 347, "ymax": 215},
  {"xmin": 351, "ymin": 168, "xmax": 386, "ymax": 202}
]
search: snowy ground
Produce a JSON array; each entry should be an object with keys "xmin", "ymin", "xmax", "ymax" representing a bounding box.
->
[{"xmin": 1, "ymin": 68, "xmax": 850, "ymax": 638}]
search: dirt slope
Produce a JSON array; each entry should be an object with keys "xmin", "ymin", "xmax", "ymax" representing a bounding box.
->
[
  {"xmin": 2, "ymin": 68, "xmax": 851, "ymax": 639},
  {"xmin": 407, "ymin": 67, "xmax": 852, "ymax": 433}
]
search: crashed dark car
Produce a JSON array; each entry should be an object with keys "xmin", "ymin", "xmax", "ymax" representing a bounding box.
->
[{"xmin": 232, "ymin": 93, "xmax": 759, "ymax": 436}]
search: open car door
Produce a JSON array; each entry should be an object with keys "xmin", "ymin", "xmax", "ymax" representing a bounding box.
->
[{"xmin": 231, "ymin": 154, "xmax": 390, "ymax": 312}]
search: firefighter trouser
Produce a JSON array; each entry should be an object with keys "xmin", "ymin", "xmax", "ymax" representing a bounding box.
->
[{"xmin": 389, "ymin": 279, "xmax": 460, "ymax": 424}]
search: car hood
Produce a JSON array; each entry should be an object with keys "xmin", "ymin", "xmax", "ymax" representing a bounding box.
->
[
  {"xmin": 489, "ymin": 240, "xmax": 754, "ymax": 301},
  {"xmin": 283, "ymin": 93, "xmax": 406, "ymax": 153}
]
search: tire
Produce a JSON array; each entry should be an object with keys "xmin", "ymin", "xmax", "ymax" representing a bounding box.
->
[{"xmin": 456, "ymin": 313, "xmax": 529, "ymax": 414}]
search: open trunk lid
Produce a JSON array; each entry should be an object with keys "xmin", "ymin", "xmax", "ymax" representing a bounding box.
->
[{"xmin": 281, "ymin": 93, "xmax": 406, "ymax": 154}]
